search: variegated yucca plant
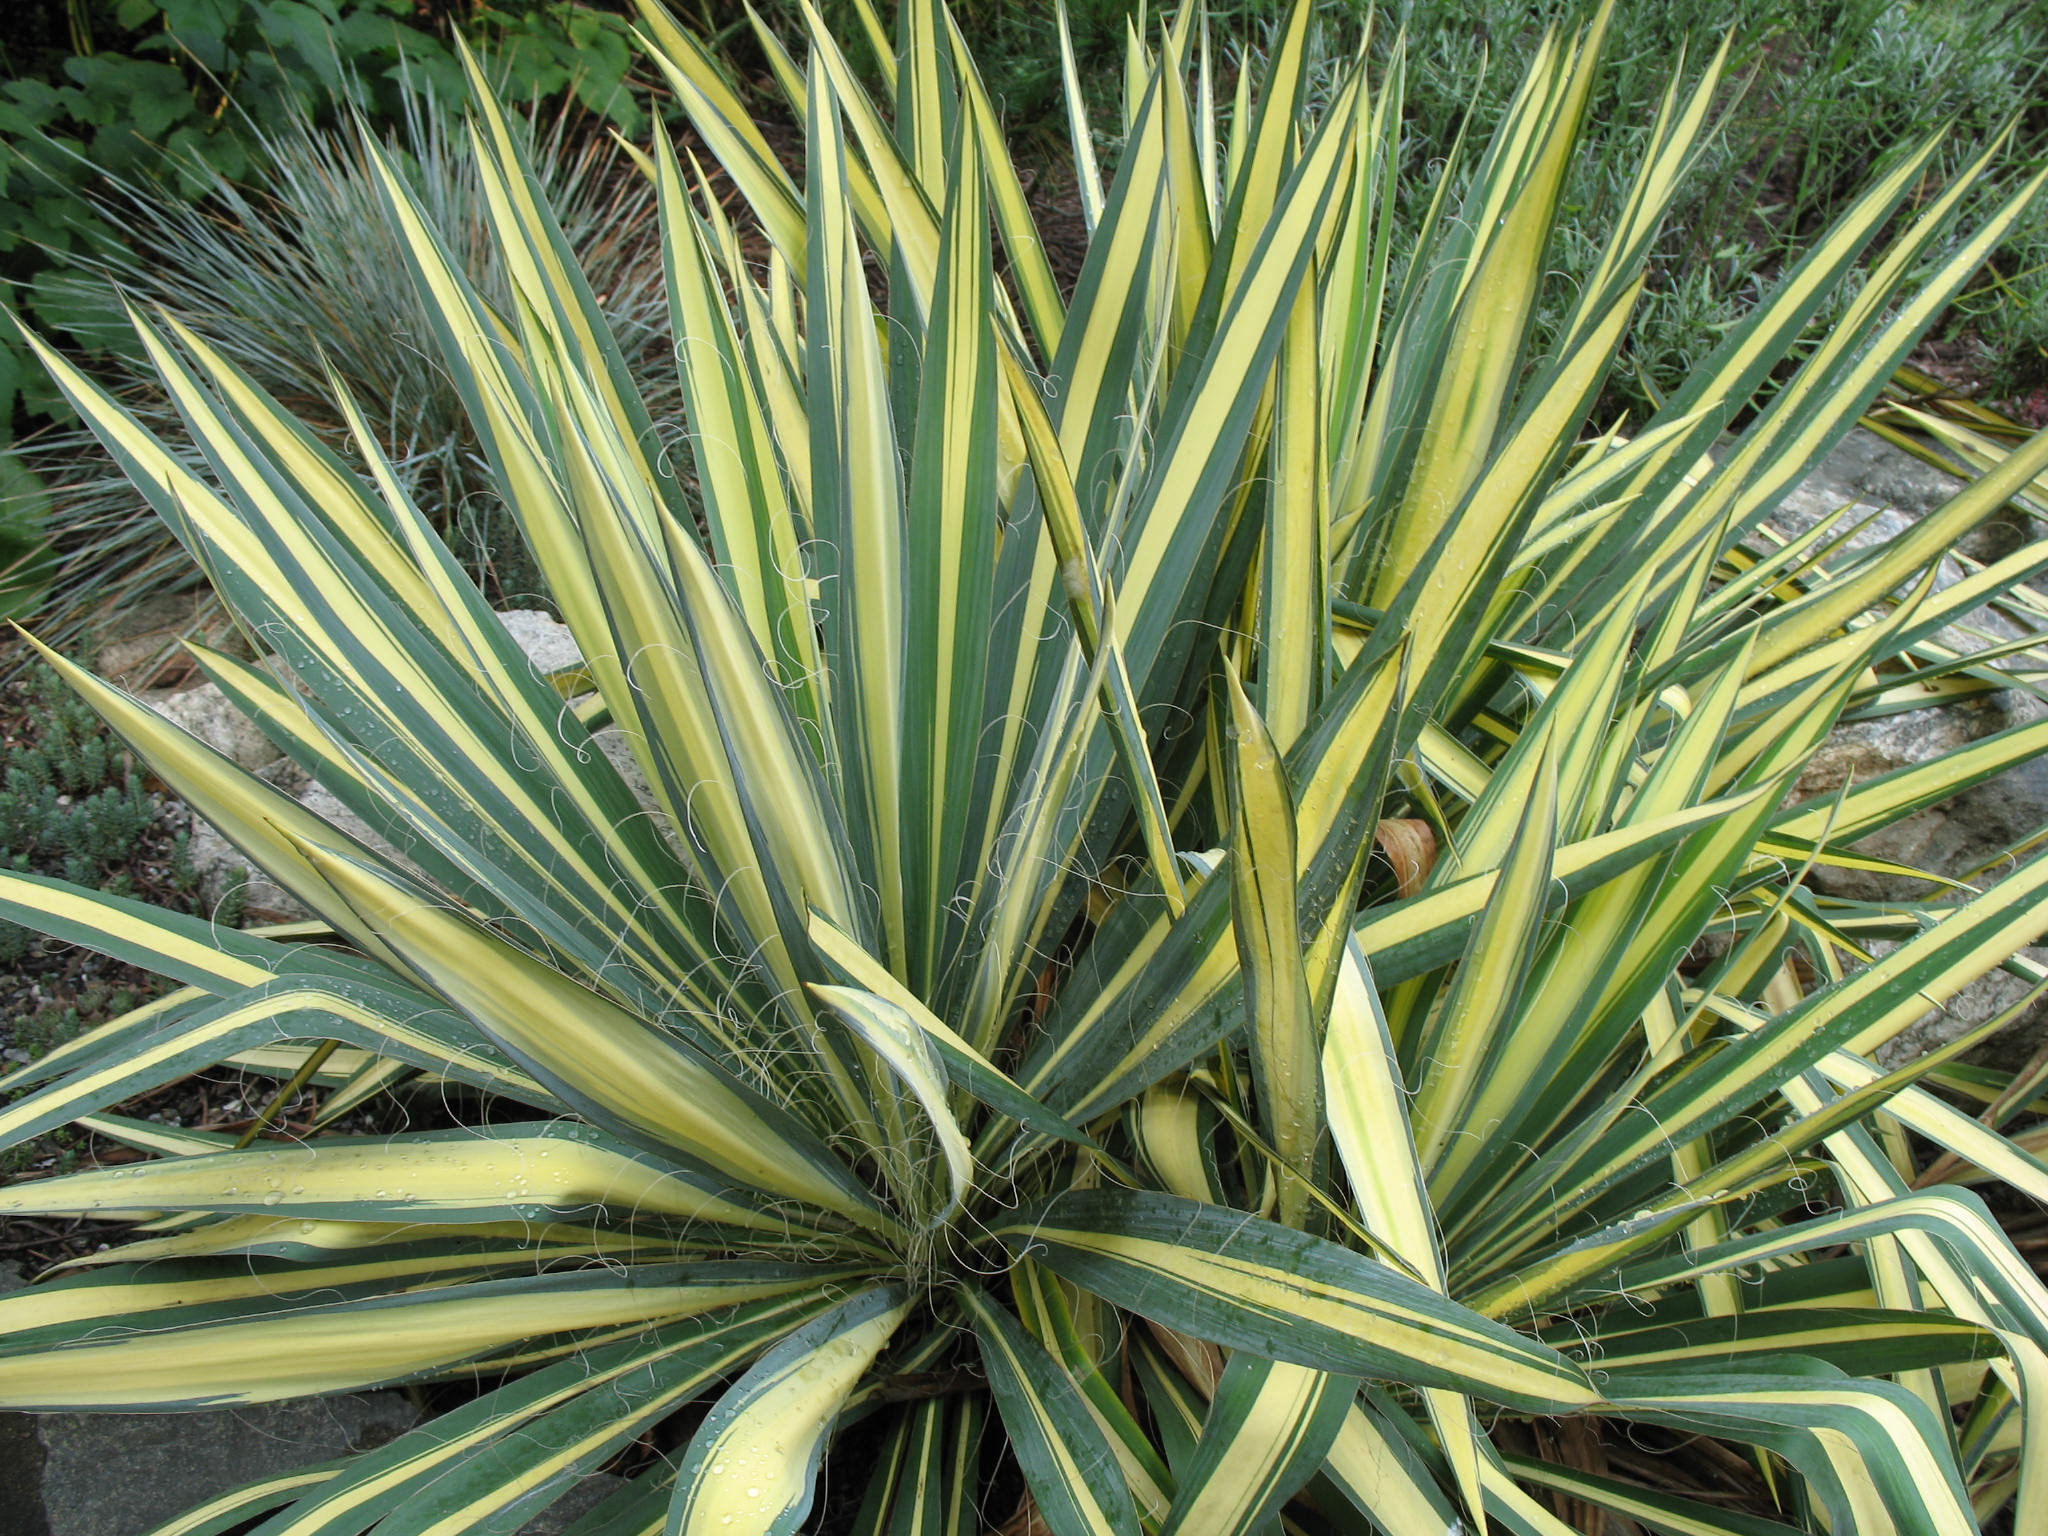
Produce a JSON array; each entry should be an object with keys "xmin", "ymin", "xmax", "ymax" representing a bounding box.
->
[{"xmin": 10, "ymin": 1, "xmax": 2048, "ymax": 1532}]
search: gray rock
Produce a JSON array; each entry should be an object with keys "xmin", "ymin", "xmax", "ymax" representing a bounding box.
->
[
  {"xmin": 177, "ymin": 819, "xmax": 289, "ymax": 923},
  {"xmin": 1779, "ymin": 425, "xmax": 1967, "ymax": 524},
  {"xmin": 31, "ymin": 1395, "xmax": 419, "ymax": 1536},
  {"xmin": 0, "ymin": 1259, "xmax": 418, "ymax": 1536},
  {"xmin": 485, "ymin": 613, "xmax": 674, "ymax": 836},
  {"xmin": 176, "ymin": 779, "xmax": 404, "ymax": 927},
  {"xmin": 298, "ymin": 783, "xmax": 401, "ymax": 862},
  {"xmin": 498, "ymin": 609, "xmax": 584, "ymax": 676},
  {"xmin": 91, "ymin": 593, "xmax": 225, "ymax": 686},
  {"xmin": 1792, "ymin": 691, "xmax": 2048, "ymax": 902},
  {"xmin": 1767, "ymin": 429, "xmax": 2040, "ymax": 658},
  {"xmin": 1877, "ymin": 945, "xmax": 2048, "ymax": 1071},
  {"xmin": 1769, "ymin": 428, "xmax": 2048, "ymax": 1064},
  {"xmin": 144, "ymin": 681, "xmax": 287, "ymax": 776}
]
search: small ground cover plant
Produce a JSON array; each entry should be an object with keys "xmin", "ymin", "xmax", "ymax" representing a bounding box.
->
[{"xmin": 8, "ymin": 2, "xmax": 2048, "ymax": 1533}]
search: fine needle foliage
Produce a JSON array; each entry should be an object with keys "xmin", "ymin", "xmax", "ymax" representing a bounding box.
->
[
  {"xmin": 9, "ymin": 3, "xmax": 2048, "ymax": 1534},
  {"xmin": 5, "ymin": 75, "xmax": 673, "ymax": 656}
]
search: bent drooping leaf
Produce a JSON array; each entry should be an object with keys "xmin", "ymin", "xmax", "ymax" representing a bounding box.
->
[{"xmin": 668, "ymin": 1286, "xmax": 911, "ymax": 1536}]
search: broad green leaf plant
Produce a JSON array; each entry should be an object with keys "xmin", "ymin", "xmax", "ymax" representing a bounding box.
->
[{"xmin": 7, "ymin": 2, "xmax": 2048, "ymax": 1532}]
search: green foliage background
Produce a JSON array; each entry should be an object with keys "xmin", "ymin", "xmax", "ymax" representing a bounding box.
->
[{"xmin": 0, "ymin": 0, "xmax": 642, "ymax": 430}]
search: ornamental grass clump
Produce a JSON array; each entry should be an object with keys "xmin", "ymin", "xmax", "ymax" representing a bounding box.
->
[{"xmin": 8, "ymin": 2, "xmax": 2048, "ymax": 1532}]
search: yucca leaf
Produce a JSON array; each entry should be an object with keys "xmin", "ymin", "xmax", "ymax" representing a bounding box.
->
[
  {"xmin": 631, "ymin": 0, "xmax": 805, "ymax": 262},
  {"xmin": 901, "ymin": 119, "xmax": 1002, "ymax": 991},
  {"xmin": 1159, "ymin": 1352, "xmax": 1353, "ymax": 1536},
  {"xmin": 1584, "ymin": 1306, "xmax": 2003, "ymax": 1378},
  {"xmin": 0, "ymin": 1122, "xmax": 803, "ymax": 1234},
  {"xmin": 1499, "ymin": 1456, "xmax": 1803, "ymax": 1536},
  {"xmin": 282, "ymin": 833, "xmax": 897, "ymax": 1235},
  {"xmin": 1485, "ymin": 845, "xmax": 2048, "ymax": 1260},
  {"xmin": 1319, "ymin": 1394, "xmax": 1465, "ymax": 1534},
  {"xmin": 1408, "ymin": 742, "xmax": 1556, "ymax": 1175},
  {"xmin": 1022, "ymin": 640, "xmax": 1405, "ymax": 1130},
  {"xmin": 1772, "ymin": 713, "xmax": 2048, "ymax": 848},
  {"xmin": 806, "ymin": 912, "xmax": 1095, "ymax": 1150},
  {"xmin": 1107, "ymin": 69, "xmax": 1358, "ymax": 708},
  {"xmin": 1011, "ymin": 1257, "xmax": 1175, "ymax": 1523},
  {"xmin": 11, "ymin": 3, "xmax": 2048, "ymax": 1530},
  {"xmin": 1322, "ymin": 939, "xmax": 1485, "ymax": 1521},
  {"xmin": 649, "ymin": 119, "xmax": 817, "ymax": 711},
  {"xmin": 803, "ymin": 54, "xmax": 910, "ymax": 973},
  {"xmin": 1354, "ymin": 785, "xmax": 1774, "ymax": 984},
  {"xmin": 1602, "ymin": 1364, "xmax": 1978, "ymax": 1536},
  {"xmin": 135, "ymin": 1464, "xmax": 351, "ymax": 1536},
  {"xmin": 1055, "ymin": 1, "xmax": 1105, "ymax": 230},
  {"xmin": 666, "ymin": 1287, "xmax": 911, "ymax": 1536},
  {"xmin": 256, "ymin": 1297, "xmax": 826, "ymax": 1536},
  {"xmin": 46, "ymin": 1214, "xmax": 673, "ymax": 1273},
  {"xmin": 0, "ymin": 974, "xmax": 544, "ymax": 1152},
  {"xmin": 0, "ymin": 1265, "xmax": 822, "ymax": 1410},
  {"xmin": 994, "ymin": 1190, "xmax": 1598, "ymax": 1412},
  {"xmin": 1628, "ymin": 1188, "xmax": 2048, "ymax": 1352},
  {"xmin": 1220, "ymin": 656, "xmax": 1318, "ymax": 1225},
  {"xmin": 812, "ymin": 985, "xmax": 975, "ymax": 1225},
  {"xmin": 961, "ymin": 1285, "xmax": 1142, "ymax": 1536},
  {"xmin": 0, "ymin": 868, "xmax": 284, "ymax": 997},
  {"xmin": 1257, "ymin": 271, "xmax": 1329, "ymax": 750},
  {"xmin": 940, "ymin": 5, "xmax": 1064, "ymax": 354},
  {"xmin": 846, "ymin": 1397, "xmax": 985, "ymax": 1536}
]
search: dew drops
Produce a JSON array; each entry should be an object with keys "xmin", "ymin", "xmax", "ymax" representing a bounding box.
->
[
  {"xmin": 298, "ymin": 1222, "xmax": 317, "ymax": 1235},
  {"xmin": 262, "ymin": 1191, "xmax": 285, "ymax": 1206}
]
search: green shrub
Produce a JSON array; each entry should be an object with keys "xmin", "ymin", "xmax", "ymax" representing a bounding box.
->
[
  {"xmin": 1356, "ymin": 0, "xmax": 2048, "ymax": 415},
  {"xmin": 4, "ymin": 2, "xmax": 2048, "ymax": 1533},
  {"xmin": 0, "ymin": 1, "xmax": 643, "ymax": 435},
  {"xmin": 5, "ymin": 69, "xmax": 672, "ymax": 651}
]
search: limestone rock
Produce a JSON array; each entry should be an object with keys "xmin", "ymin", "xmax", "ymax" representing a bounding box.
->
[
  {"xmin": 1770, "ymin": 429, "xmax": 2048, "ymax": 1063},
  {"xmin": 1792, "ymin": 691, "xmax": 2048, "ymax": 902},
  {"xmin": 156, "ymin": 612, "xmax": 580, "ymax": 919},
  {"xmin": 91, "ymin": 592, "xmax": 232, "ymax": 687},
  {"xmin": 497, "ymin": 608, "xmax": 584, "ymax": 675},
  {"xmin": 145, "ymin": 681, "xmax": 291, "ymax": 776}
]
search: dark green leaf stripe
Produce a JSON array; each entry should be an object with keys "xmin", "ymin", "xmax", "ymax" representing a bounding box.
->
[
  {"xmin": 1581, "ymin": 1306, "xmax": 2002, "ymax": 1379},
  {"xmin": 961, "ymin": 1286, "xmax": 1142, "ymax": 1536},
  {"xmin": 1160, "ymin": 1352, "xmax": 1355, "ymax": 1536}
]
